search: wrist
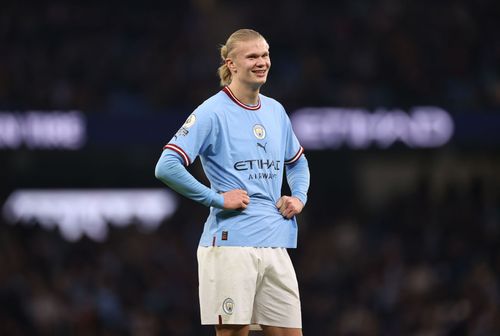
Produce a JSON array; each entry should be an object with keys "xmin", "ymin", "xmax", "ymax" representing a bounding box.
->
[
  {"xmin": 210, "ymin": 192, "xmax": 225, "ymax": 208},
  {"xmin": 292, "ymin": 194, "xmax": 307, "ymax": 206}
]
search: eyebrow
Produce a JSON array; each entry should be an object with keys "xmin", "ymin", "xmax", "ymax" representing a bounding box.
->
[{"xmin": 245, "ymin": 51, "xmax": 270, "ymax": 58}]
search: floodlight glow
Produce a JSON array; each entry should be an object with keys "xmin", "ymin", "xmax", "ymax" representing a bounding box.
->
[
  {"xmin": 0, "ymin": 111, "xmax": 86, "ymax": 149},
  {"xmin": 2, "ymin": 189, "xmax": 177, "ymax": 242},
  {"xmin": 291, "ymin": 107, "xmax": 454, "ymax": 150}
]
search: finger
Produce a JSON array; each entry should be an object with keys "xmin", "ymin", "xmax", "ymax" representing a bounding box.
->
[
  {"xmin": 240, "ymin": 201, "xmax": 248, "ymax": 209},
  {"xmin": 276, "ymin": 197, "xmax": 284, "ymax": 208},
  {"xmin": 281, "ymin": 209, "xmax": 290, "ymax": 218},
  {"xmin": 286, "ymin": 204, "xmax": 297, "ymax": 213},
  {"xmin": 241, "ymin": 190, "xmax": 248, "ymax": 195},
  {"xmin": 283, "ymin": 209, "xmax": 296, "ymax": 219},
  {"xmin": 279, "ymin": 202, "xmax": 287, "ymax": 214},
  {"xmin": 242, "ymin": 196, "xmax": 250, "ymax": 205}
]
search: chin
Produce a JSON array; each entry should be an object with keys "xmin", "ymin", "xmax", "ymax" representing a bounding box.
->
[
  {"xmin": 244, "ymin": 77, "xmax": 267, "ymax": 89},
  {"xmin": 255, "ymin": 77, "xmax": 268, "ymax": 85}
]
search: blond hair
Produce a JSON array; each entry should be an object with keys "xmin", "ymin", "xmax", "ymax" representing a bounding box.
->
[{"xmin": 217, "ymin": 29, "xmax": 266, "ymax": 87}]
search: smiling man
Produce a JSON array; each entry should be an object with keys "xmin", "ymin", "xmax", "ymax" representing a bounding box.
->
[{"xmin": 155, "ymin": 29, "xmax": 310, "ymax": 336}]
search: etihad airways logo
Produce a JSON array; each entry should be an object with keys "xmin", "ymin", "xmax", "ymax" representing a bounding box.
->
[
  {"xmin": 234, "ymin": 159, "xmax": 281, "ymax": 171},
  {"xmin": 234, "ymin": 159, "xmax": 281, "ymax": 180}
]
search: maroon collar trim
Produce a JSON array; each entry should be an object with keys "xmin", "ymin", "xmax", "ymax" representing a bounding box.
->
[{"xmin": 222, "ymin": 86, "xmax": 261, "ymax": 110}]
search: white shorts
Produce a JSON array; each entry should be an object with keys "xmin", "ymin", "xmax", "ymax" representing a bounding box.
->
[{"xmin": 197, "ymin": 246, "xmax": 302, "ymax": 329}]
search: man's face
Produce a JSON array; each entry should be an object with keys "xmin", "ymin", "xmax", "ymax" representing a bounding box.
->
[{"xmin": 227, "ymin": 38, "xmax": 271, "ymax": 89}]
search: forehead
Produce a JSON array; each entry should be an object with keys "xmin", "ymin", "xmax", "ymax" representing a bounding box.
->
[{"xmin": 233, "ymin": 38, "xmax": 269, "ymax": 56}]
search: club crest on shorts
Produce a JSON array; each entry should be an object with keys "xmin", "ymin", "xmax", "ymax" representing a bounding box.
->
[
  {"xmin": 253, "ymin": 124, "xmax": 266, "ymax": 140},
  {"xmin": 222, "ymin": 298, "xmax": 234, "ymax": 315}
]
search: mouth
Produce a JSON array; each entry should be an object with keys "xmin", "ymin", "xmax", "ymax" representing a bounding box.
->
[{"xmin": 252, "ymin": 69, "xmax": 268, "ymax": 77}]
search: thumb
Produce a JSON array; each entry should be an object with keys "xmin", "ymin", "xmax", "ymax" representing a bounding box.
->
[{"xmin": 276, "ymin": 197, "xmax": 284, "ymax": 208}]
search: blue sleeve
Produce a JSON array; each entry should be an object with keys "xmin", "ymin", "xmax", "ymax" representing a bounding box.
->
[
  {"xmin": 285, "ymin": 154, "xmax": 310, "ymax": 206},
  {"xmin": 280, "ymin": 106, "xmax": 303, "ymax": 164},
  {"xmin": 155, "ymin": 150, "xmax": 225, "ymax": 208}
]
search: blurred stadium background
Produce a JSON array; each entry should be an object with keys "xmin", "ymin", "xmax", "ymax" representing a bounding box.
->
[{"xmin": 1, "ymin": 1, "xmax": 500, "ymax": 335}]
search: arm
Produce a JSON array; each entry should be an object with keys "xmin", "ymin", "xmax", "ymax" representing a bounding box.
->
[
  {"xmin": 277, "ymin": 155, "xmax": 310, "ymax": 219},
  {"xmin": 155, "ymin": 150, "xmax": 249, "ymax": 210}
]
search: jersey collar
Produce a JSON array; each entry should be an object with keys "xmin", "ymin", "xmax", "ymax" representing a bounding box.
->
[{"xmin": 222, "ymin": 86, "xmax": 261, "ymax": 110}]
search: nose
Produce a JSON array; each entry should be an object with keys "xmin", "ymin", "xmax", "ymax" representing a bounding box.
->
[{"xmin": 256, "ymin": 57, "xmax": 267, "ymax": 67}]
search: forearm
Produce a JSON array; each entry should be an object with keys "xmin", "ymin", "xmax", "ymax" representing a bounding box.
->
[
  {"xmin": 285, "ymin": 155, "xmax": 310, "ymax": 205},
  {"xmin": 155, "ymin": 151, "xmax": 224, "ymax": 208}
]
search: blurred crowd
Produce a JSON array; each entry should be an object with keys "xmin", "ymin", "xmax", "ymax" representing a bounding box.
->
[
  {"xmin": 300, "ymin": 171, "xmax": 500, "ymax": 335},
  {"xmin": 1, "ymin": 169, "xmax": 499, "ymax": 335},
  {"xmin": 1, "ymin": 0, "xmax": 500, "ymax": 113}
]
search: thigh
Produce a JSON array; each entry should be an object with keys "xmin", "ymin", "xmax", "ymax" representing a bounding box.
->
[
  {"xmin": 261, "ymin": 325, "xmax": 302, "ymax": 336},
  {"xmin": 215, "ymin": 324, "xmax": 250, "ymax": 336},
  {"xmin": 198, "ymin": 246, "xmax": 259, "ymax": 326},
  {"xmin": 253, "ymin": 248, "xmax": 302, "ymax": 328}
]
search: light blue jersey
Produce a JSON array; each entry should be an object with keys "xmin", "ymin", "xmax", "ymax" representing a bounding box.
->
[{"xmin": 157, "ymin": 87, "xmax": 309, "ymax": 248}]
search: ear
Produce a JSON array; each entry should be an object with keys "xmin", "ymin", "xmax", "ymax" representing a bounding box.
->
[{"xmin": 226, "ymin": 58, "xmax": 237, "ymax": 73}]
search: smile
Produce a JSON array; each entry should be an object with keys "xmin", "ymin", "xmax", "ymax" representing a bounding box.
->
[{"xmin": 253, "ymin": 70, "xmax": 267, "ymax": 76}]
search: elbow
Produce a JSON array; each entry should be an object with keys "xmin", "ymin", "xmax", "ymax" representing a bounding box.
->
[
  {"xmin": 155, "ymin": 156, "xmax": 171, "ymax": 182},
  {"xmin": 154, "ymin": 162, "xmax": 164, "ymax": 181},
  {"xmin": 155, "ymin": 153, "xmax": 183, "ymax": 183}
]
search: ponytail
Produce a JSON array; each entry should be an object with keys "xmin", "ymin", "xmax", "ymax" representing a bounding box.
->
[{"xmin": 217, "ymin": 45, "xmax": 232, "ymax": 86}]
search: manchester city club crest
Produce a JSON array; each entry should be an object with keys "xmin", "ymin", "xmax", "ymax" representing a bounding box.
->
[
  {"xmin": 253, "ymin": 124, "xmax": 266, "ymax": 140},
  {"xmin": 222, "ymin": 298, "xmax": 234, "ymax": 315}
]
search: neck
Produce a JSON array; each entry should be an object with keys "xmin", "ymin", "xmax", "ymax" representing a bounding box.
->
[{"xmin": 227, "ymin": 82, "xmax": 260, "ymax": 106}]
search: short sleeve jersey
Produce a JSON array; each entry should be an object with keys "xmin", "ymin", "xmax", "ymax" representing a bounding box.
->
[{"xmin": 164, "ymin": 87, "xmax": 304, "ymax": 248}]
